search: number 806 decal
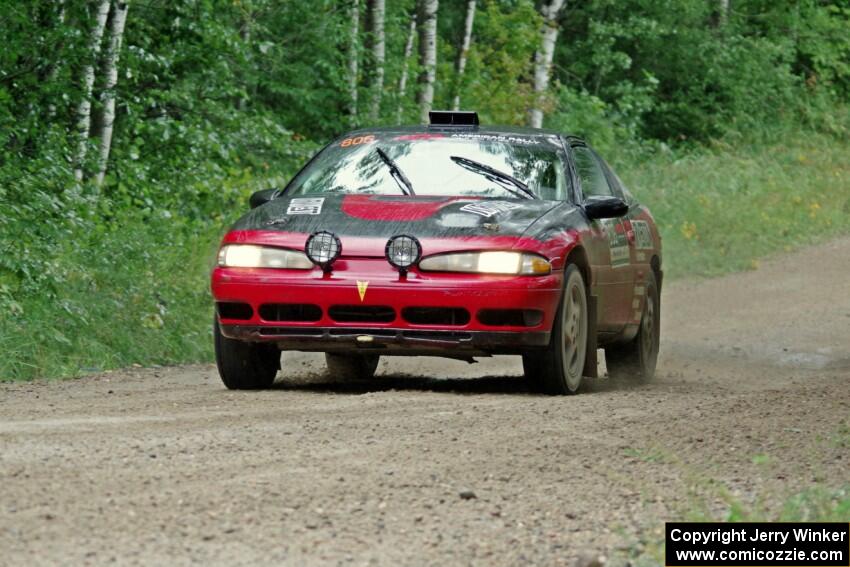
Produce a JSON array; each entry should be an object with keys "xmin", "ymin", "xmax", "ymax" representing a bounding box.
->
[{"xmin": 339, "ymin": 135, "xmax": 376, "ymax": 148}]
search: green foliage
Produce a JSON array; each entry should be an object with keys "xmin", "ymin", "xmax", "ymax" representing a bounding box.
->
[
  {"xmin": 622, "ymin": 131, "xmax": 850, "ymax": 279},
  {"xmin": 0, "ymin": 218, "xmax": 217, "ymax": 380},
  {"xmin": 446, "ymin": 0, "xmax": 541, "ymax": 124}
]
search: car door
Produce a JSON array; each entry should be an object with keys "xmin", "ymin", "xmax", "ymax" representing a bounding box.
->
[
  {"xmin": 598, "ymin": 156, "xmax": 655, "ymax": 326},
  {"xmin": 568, "ymin": 143, "xmax": 635, "ymax": 332}
]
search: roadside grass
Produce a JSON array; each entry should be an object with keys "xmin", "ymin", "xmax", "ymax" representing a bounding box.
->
[
  {"xmin": 612, "ymin": 424, "xmax": 850, "ymax": 566},
  {"xmin": 1, "ymin": 131, "xmax": 849, "ymax": 380},
  {"xmin": 618, "ymin": 485, "xmax": 850, "ymax": 567},
  {"xmin": 622, "ymin": 131, "xmax": 850, "ymax": 279},
  {"xmin": 0, "ymin": 219, "xmax": 219, "ymax": 380}
]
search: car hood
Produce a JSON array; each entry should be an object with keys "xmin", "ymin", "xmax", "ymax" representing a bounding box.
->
[{"xmin": 230, "ymin": 194, "xmax": 563, "ymax": 251}]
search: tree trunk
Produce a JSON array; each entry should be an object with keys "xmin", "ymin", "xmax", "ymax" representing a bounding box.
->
[
  {"xmin": 73, "ymin": 0, "xmax": 111, "ymax": 182},
  {"xmin": 46, "ymin": 0, "xmax": 67, "ymax": 119},
  {"xmin": 396, "ymin": 14, "xmax": 417, "ymax": 123},
  {"xmin": 347, "ymin": 0, "xmax": 360, "ymax": 126},
  {"xmin": 451, "ymin": 0, "xmax": 476, "ymax": 111},
  {"xmin": 367, "ymin": 0, "xmax": 385, "ymax": 121},
  {"xmin": 416, "ymin": 0, "xmax": 439, "ymax": 125},
  {"xmin": 238, "ymin": 6, "xmax": 252, "ymax": 111},
  {"xmin": 528, "ymin": 0, "xmax": 565, "ymax": 129},
  {"xmin": 717, "ymin": 0, "xmax": 730, "ymax": 26},
  {"xmin": 94, "ymin": 0, "xmax": 129, "ymax": 186}
]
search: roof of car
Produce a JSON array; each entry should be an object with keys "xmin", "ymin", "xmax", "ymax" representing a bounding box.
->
[{"xmin": 345, "ymin": 124, "xmax": 578, "ymax": 140}]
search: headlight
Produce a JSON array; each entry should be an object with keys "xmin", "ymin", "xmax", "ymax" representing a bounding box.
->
[
  {"xmin": 418, "ymin": 251, "xmax": 551, "ymax": 275},
  {"xmin": 217, "ymin": 244, "xmax": 313, "ymax": 269}
]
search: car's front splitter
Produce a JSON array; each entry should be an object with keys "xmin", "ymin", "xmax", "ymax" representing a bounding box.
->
[{"xmin": 219, "ymin": 324, "xmax": 551, "ymax": 356}]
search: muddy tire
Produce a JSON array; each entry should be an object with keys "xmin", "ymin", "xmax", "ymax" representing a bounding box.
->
[
  {"xmin": 214, "ymin": 319, "xmax": 279, "ymax": 390},
  {"xmin": 606, "ymin": 270, "xmax": 660, "ymax": 383},
  {"xmin": 523, "ymin": 264, "xmax": 588, "ymax": 395},
  {"xmin": 325, "ymin": 353, "xmax": 380, "ymax": 381}
]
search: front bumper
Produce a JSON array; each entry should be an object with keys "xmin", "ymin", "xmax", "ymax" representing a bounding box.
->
[
  {"xmin": 220, "ymin": 325, "xmax": 550, "ymax": 356},
  {"xmin": 212, "ymin": 259, "xmax": 562, "ymax": 355}
]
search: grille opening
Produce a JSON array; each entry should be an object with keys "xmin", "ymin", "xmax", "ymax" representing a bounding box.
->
[
  {"xmin": 259, "ymin": 328, "xmax": 323, "ymax": 336},
  {"xmin": 402, "ymin": 330, "xmax": 472, "ymax": 341},
  {"xmin": 259, "ymin": 303, "xmax": 322, "ymax": 322},
  {"xmin": 477, "ymin": 309, "xmax": 544, "ymax": 327},
  {"xmin": 402, "ymin": 307, "xmax": 470, "ymax": 326},
  {"xmin": 328, "ymin": 305, "xmax": 395, "ymax": 323},
  {"xmin": 217, "ymin": 302, "xmax": 253, "ymax": 321},
  {"xmin": 329, "ymin": 328, "xmax": 396, "ymax": 337}
]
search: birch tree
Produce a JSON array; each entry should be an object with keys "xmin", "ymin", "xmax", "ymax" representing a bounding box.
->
[
  {"xmin": 451, "ymin": 0, "xmax": 476, "ymax": 111},
  {"xmin": 416, "ymin": 0, "xmax": 439, "ymax": 124},
  {"xmin": 94, "ymin": 1, "xmax": 130, "ymax": 186},
  {"xmin": 396, "ymin": 14, "xmax": 417, "ymax": 123},
  {"xmin": 46, "ymin": 0, "xmax": 67, "ymax": 119},
  {"xmin": 367, "ymin": 0, "xmax": 385, "ymax": 121},
  {"xmin": 347, "ymin": 0, "xmax": 360, "ymax": 125},
  {"xmin": 73, "ymin": 0, "xmax": 111, "ymax": 181},
  {"xmin": 717, "ymin": 0, "xmax": 730, "ymax": 26},
  {"xmin": 528, "ymin": 0, "xmax": 565, "ymax": 129}
]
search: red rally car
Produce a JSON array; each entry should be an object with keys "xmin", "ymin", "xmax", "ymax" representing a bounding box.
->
[{"xmin": 211, "ymin": 111, "xmax": 662, "ymax": 395}]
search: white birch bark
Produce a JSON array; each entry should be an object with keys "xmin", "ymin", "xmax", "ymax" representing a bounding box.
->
[
  {"xmin": 416, "ymin": 0, "xmax": 438, "ymax": 125},
  {"xmin": 717, "ymin": 0, "xmax": 729, "ymax": 26},
  {"xmin": 396, "ymin": 14, "xmax": 417, "ymax": 123},
  {"xmin": 238, "ymin": 8, "xmax": 252, "ymax": 111},
  {"xmin": 94, "ymin": 1, "xmax": 129, "ymax": 186},
  {"xmin": 451, "ymin": 0, "xmax": 476, "ymax": 111},
  {"xmin": 528, "ymin": 0, "xmax": 566, "ymax": 129},
  {"xmin": 347, "ymin": 0, "xmax": 360, "ymax": 125},
  {"xmin": 367, "ymin": 0, "xmax": 385, "ymax": 121},
  {"xmin": 46, "ymin": 0, "xmax": 67, "ymax": 119},
  {"xmin": 73, "ymin": 0, "xmax": 111, "ymax": 181}
]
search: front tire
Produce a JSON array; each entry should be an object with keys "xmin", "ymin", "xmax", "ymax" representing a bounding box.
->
[
  {"xmin": 214, "ymin": 319, "xmax": 279, "ymax": 390},
  {"xmin": 523, "ymin": 264, "xmax": 588, "ymax": 395},
  {"xmin": 325, "ymin": 353, "xmax": 380, "ymax": 381},
  {"xmin": 606, "ymin": 269, "xmax": 660, "ymax": 383}
]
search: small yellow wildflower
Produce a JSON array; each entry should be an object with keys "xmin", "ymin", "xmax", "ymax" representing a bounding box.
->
[
  {"xmin": 809, "ymin": 202, "xmax": 821, "ymax": 218},
  {"xmin": 680, "ymin": 221, "xmax": 698, "ymax": 241}
]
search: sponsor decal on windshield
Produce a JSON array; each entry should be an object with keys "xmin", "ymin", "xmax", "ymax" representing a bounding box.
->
[
  {"xmin": 392, "ymin": 133, "xmax": 446, "ymax": 141},
  {"xmin": 287, "ymin": 198, "xmax": 324, "ymax": 215},
  {"xmin": 449, "ymin": 133, "xmax": 541, "ymax": 145},
  {"xmin": 460, "ymin": 201, "xmax": 522, "ymax": 217}
]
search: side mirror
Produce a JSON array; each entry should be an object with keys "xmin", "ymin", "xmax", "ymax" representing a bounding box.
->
[
  {"xmin": 249, "ymin": 188, "xmax": 280, "ymax": 209},
  {"xmin": 583, "ymin": 196, "xmax": 628, "ymax": 220}
]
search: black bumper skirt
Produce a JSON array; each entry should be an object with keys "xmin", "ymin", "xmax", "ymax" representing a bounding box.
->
[{"xmin": 220, "ymin": 324, "xmax": 550, "ymax": 356}]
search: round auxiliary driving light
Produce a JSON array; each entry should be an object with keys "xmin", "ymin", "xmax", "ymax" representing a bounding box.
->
[
  {"xmin": 305, "ymin": 231, "xmax": 342, "ymax": 271},
  {"xmin": 385, "ymin": 235, "xmax": 422, "ymax": 273}
]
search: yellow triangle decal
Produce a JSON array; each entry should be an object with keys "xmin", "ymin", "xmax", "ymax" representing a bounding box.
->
[{"xmin": 356, "ymin": 281, "xmax": 368, "ymax": 302}]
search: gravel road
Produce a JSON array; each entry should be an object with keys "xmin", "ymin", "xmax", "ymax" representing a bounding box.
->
[{"xmin": 2, "ymin": 238, "xmax": 849, "ymax": 566}]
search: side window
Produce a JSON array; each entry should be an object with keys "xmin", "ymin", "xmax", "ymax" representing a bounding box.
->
[
  {"xmin": 571, "ymin": 145, "xmax": 613, "ymax": 199},
  {"xmin": 596, "ymin": 154, "xmax": 632, "ymax": 202}
]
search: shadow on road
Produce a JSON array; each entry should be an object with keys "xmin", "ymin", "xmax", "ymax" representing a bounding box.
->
[
  {"xmin": 274, "ymin": 374, "xmax": 539, "ymax": 396},
  {"xmin": 273, "ymin": 373, "xmax": 644, "ymax": 396}
]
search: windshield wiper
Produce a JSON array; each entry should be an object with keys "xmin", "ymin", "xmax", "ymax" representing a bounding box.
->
[
  {"xmin": 449, "ymin": 155, "xmax": 536, "ymax": 199},
  {"xmin": 376, "ymin": 147, "xmax": 415, "ymax": 196}
]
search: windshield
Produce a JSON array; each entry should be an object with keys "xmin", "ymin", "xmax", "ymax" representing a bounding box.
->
[{"xmin": 285, "ymin": 132, "xmax": 569, "ymax": 200}]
